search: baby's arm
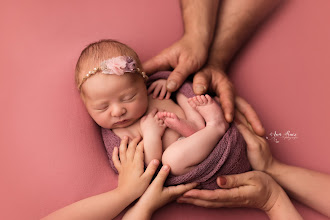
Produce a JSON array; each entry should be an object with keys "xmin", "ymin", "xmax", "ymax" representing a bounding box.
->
[
  {"xmin": 42, "ymin": 137, "xmax": 160, "ymax": 220},
  {"xmin": 140, "ymin": 108, "xmax": 166, "ymax": 164},
  {"xmin": 148, "ymin": 79, "xmax": 172, "ymax": 99}
]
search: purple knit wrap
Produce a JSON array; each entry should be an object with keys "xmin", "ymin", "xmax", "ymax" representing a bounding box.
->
[{"xmin": 101, "ymin": 71, "xmax": 251, "ymax": 189}]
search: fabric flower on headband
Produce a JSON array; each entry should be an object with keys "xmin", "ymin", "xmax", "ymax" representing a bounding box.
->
[
  {"xmin": 100, "ymin": 56, "xmax": 137, "ymax": 75},
  {"xmin": 78, "ymin": 56, "xmax": 147, "ymax": 91}
]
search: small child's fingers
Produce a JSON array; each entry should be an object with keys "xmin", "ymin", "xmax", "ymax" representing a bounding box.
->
[
  {"xmin": 151, "ymin": 165, "xmax": 171, "ymax": 186},
  {"xmin": 143, "ymin": 159, "xmax": 161, "ymax": 182},
  {"xmin": 127, "ymin": 137, "xmax": 140, "ymax": 160},
  {"xmin": 112, "ymin": 147, "xmax": 121, "ymax": 172},
  {"xmin": 168, "ymin": 182, "xmax": 199, "ymax": 198},
  {"xmin": 119, "ymin": 136, "xmax": 129, "ymax": 163},
  {"xmin": 134, "ymin": 140, "xmax": 144, "ymax": 161}
]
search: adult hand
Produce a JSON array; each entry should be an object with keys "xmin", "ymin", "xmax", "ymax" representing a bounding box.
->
[
  {"xmin": 177, "ymin": 171, "xmax": 281, "ymax": 212},
  {"xmin": 123, "ymin": 165, "xmax": 198, "ymax": 219},
  {"xmin": 234, "ymin": 99, "xmax": 274, "ymax": 171},
  {"xmin": 143, "ymin": 34, "xmax": 208, "ymax": 92},
  {"xmin": 192, "ymin": 63, "xmax": 235, "ymax": 123}
]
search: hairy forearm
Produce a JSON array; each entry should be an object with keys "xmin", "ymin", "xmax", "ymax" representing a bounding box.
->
[
  {"xmin": 267, "ymin": 160, "xmax": 330, "ymax": 217},
  {"xmin": 42, "ymin": 188, "xmax": 133, "ymax": 220},
  {"xmin": 266, "ymin": 189, "xmax": 303, "ymax": 220},
  {"xmin": 209, "ymin": 0, "xmax": 282, "ymax": 69},
  {"xmin": 180, "ymin": 0, "xmax": 219, "ymax": 49}
]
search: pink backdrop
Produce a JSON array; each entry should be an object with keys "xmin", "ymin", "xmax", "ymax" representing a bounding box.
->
[{"xmin": 1, "ymin": 0, "xmax": 329, "ymax": 219}]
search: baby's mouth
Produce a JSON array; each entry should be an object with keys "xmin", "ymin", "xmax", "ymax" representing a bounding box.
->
[{"xmin": 114, "ymin": 119, "xmax": 129, "ymax": 126}]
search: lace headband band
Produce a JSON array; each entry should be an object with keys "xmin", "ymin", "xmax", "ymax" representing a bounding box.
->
[{"xmin": 78, "ymin": 56, "xmax": 148, "ymax": 91}]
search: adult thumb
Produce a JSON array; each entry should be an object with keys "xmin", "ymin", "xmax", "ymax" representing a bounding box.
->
[
  {"xmin": 192, "ymin": 69, "xmax": 211, "ymax": 95},
  {"xmin": 166, "ymin": 63, "xmax": 193, "ymax": 92},
  {"xmin": 143, "ymin": 54, "xmax": 171, "ymax": 75},
  {"xmin": 216, "ymin": 172, "xmax": 251, "ymax": 189}
]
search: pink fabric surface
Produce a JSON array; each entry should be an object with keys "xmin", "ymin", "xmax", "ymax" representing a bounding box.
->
[
  {"xmin": 1, "ymin": 0, "xmax": 330, "ymax": 219},
  {"xmin": 102, "ymin": 71, "xmax": 251, "ymax": 190}
]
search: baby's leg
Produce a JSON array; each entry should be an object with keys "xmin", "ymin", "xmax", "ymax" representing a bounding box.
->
[
  {"xmin": 176, "ymin": 92, "xmax": 205, "ymax": 130},
  {"xmin": 162, "ymin": 95, "xmax": 229, "ymax": 175},
  {"xmin": 157, "ymin": 111, "xmax": 197, "ymax": 137}
]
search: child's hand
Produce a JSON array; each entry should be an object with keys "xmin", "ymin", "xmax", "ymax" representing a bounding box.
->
[
  {"xmin": 112, "ymin": 137, "xmax": 160, "ymax": 201},
  {"xmin": 140, "ymin": 108, "xmax": 166, "ymax": 138},
  {"xmin": 123, "ymin": 165, "xmax": 198, "ymax": 219},
  {"xmin": 148, "ymin": 79, "xmax": 172, "ymax": 99}
]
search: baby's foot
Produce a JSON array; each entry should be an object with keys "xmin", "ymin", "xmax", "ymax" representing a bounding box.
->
[
  {"xmin": 188, "ymin": 95, "xmax": 229, "ymax": 132},
  {"xmin": 157, "ymin": 111, "xmax": 197, "ymax": 137}
]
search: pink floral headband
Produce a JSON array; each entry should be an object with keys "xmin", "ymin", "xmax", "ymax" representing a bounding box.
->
[{"xmin": 78, "ymin": 56, "xmax": 148, "ymax": 91}]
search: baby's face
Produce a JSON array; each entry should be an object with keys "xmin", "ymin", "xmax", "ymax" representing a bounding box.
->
[{"xmin": 81, "ymin": 73, "xmax": 148, "ymax": 129}]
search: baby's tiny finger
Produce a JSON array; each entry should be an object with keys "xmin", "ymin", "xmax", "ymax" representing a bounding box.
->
[
  {"xmin": 159, "ymin": 86, "xmax": 167, "ymax": 100},
  {"xmin": 165, "ymin": 91, "xmax": 171, "ymax": 99},
  {"xmin": 148, "ymin": 83, "xmax": 157, "ymax": 94}
]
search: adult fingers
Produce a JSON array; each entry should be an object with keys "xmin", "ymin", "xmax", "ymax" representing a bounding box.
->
[
  {"xmin": 192, "ymin": 69, "xmax": 211, "ymax": 95},
  {"xmin": 166, "ymin": 62, "xmax": 194, "ymax": 92},
  {"xmin": 218, "ymin": 80, "xmax": 235, "ymax": 123},
  {"xmin": 235, "ymin": 119, "xmax": 261, "ymax": 148},
  {"xmin": 235, "ymin": 96, "xmax": 265, "ymax": 136},
  {"xmin": 143, "ymin": 53, "xmax": 171, "ymax": 75},
  {"xmin": 216, "ymin": 172, "xmax": 253, "ymax": 189},
  {"xmin": 235, "ymin": 110, "xmax": 252, "ymax": 131},
  {"xmin": 177, "ymin": 196, "xmax": 245, "ymax": 208},
  {"xmin": 119, "ymin": 136, "xmax": 128, "ymax": 163},
  {"xmin": 112, "ymin": 147, "xmax": 121, "ymax": 172}
]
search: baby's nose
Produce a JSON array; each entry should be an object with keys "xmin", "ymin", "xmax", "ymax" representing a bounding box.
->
[{"xmin": 111, "ymin": 105, "xmax": 126, "ymax": 117}]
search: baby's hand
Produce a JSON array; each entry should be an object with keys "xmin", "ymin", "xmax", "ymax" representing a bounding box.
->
[
  {"xmin": 112, "ymin": 137, "xmax": 160, "ymax": 201},
  {"xmin": 148, "ymin": 79, "xmax": 172, "ymax": 99},
  {"xmin": 140, "ymin": 108, "xmax": 166, "ymax": 138}
]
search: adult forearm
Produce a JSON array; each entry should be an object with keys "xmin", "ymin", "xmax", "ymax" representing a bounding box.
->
[
  {"xmin": 266, "ymin": 189, "xmax": 303, "ymax": 220},
  {"xmin": 180, "ymin": 0, "xmax": 219, "ymax": 49},
  {"xmin": 267, "ymin": 160, "xmax": 330, "ymax": 217},
  {"xmin": 209, "ymin": 0, "xmax": 282, "ymax": 69}
]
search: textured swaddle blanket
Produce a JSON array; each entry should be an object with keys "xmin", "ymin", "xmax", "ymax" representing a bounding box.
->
[{"xmin": 102, "ymin": 71, "xmax": 251, "ymax": 189}]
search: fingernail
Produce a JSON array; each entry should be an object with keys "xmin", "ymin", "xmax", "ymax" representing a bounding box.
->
[
  {"xmin": 225, "ymin": 113, "xmax": 233, "ymax": 122},
  {"xmin": 167, "ymin": 80, "xmax": 177, "ymax": 91},
  {"xmin": 152, "ymin": 159, "xmax": 159, "ymax": 165},
  {"xmin": 194, "ymin": 84, "xmax": 206, "ymax": 94},
  {"xmin": 162, "ymin": 165, "xmax": 170, "ymax": 171},
  {"xmin": 219, "ymin": 176, "xmax": 227, "ymax": 185}
]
